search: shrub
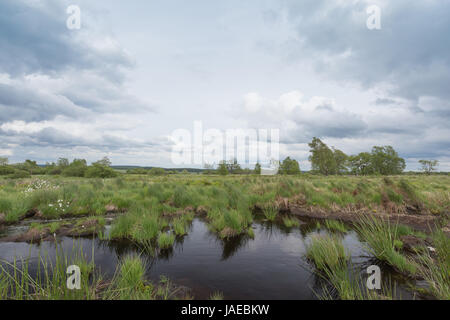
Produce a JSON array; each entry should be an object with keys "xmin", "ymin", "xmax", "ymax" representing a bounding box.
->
[
  {"xmin": 9, "ymin": 169, "xmax": 31, "ymax": 179},
  {"xmin": 0, "ymin": 166, "xmax": 15, "ymax": 176},
  {"xmin": 85, "ymin": 164, "xmax": 118, "ymax": 178},
  {"xmin": 62, "ymin": 160, "xmax": 88, "ymax": 177}
]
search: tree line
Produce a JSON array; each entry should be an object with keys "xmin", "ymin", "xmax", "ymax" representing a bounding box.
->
[
  {"xmin": 211, "ymin": 155, "xmax": 301, "ymax": 175},
  {"xmin": 308, "ymin": 137, "xmax": 408, "ymax": 175},
  {"xmin": 0, "ymin": 157, "xmax": 117, "ymax": 178},
  {"xmin": 0, "ymin": 138, "xmax": 441, "ymax": 178},
  {"xmin": 205, "ymin": 137, "xmax": 440, "ymax": 176}
]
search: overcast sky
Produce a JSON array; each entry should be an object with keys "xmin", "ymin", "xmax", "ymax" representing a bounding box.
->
[{"xmin": 0, "ymin": 0, "xmax": 449, "ymax": 170}]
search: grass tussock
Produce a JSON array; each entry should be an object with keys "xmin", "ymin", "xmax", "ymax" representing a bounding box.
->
[
  {"xmin": 282, "ymin": 216, "xmax": 300, "ymax": 228},
  {"xmin": 209, "ymin": 291, "xmax": 224, "ymax": 300},
  {"xmin": 0, "ymin": 247, "xmax": 187, "ymax": 300},
  {"xmin": 355, "ymin": 216, "xmax": 417, "ymax": 275},
  {"xmin": 157, "ymin": 232, "xmax": 175, "ymax": 249},
  {"xmin": 416, "ymin": 230, "xmax": 450, "ymax": 299},
  {"xmin": 306, "ymin": 234, "xmax": 349, "ymax": 271},
  {"xmin": 306, "ymin": 234, "xmax": 395, "ymax": 300},
  {"xmin": 324, "ymin": 219, "xmax": 348, "ymax": 233},
  {"xmin": 263, "ymin": 204, "xmax": 278, "ymax": 221}
]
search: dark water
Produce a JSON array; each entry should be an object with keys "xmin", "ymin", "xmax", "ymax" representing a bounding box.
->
[{"xmin": 0, "ymin": 218, "xmax": 417, "ymax": 299}]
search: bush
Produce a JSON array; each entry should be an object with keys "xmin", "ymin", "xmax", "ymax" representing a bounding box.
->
[
  {"xmin": 47, "ymin": 167, "xmax": 62, "ymax": 175},
  {"xmin": 85, "ymin": 164, "xmax": 118, "ymax": 178},
  {"xmin": 62, "ymin": 159, "xmax": 88, "ymax": 177},
  {"xmin": 0, "ymin": 166, "xmax": 15, "ymax": 176},
  {"xmin": 9, "ymin": 169, "xmax": 31, "ymax": 179},
  {"xmin": 149, "ymin": 168, "xmax": 166, "ymax": 176}
]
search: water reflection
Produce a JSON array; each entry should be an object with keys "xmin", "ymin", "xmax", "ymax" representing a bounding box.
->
[{"xmin": 0, "ymin": 217, "xmax": 417, "ymax": 300}]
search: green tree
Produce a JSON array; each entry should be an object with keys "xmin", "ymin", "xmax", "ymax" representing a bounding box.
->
[
  {"xmin": 0, "ymin": 161, "xmax": 14, "ymax": 175},
  {"xmin": 85, "ymin": 157, "xmax": 117, "ymax": 178},
  {"xmin": 203, "ymin": 163, "xmax": 215, "ymax": 175},
  {"xmin": 46, "ymin": 161, "xmax": 64, "ymax": 175},
  {"xmin": 226, "ymin": 158, "xmax": 242, "ymax": 174},
  {"xmin": 18, "ymin": 160, "xmax": 41, "ymax": 175},
  {"xmin": 419, "ymin": 160, "xmax": 439, "ymax": 175},
  {"xmin": 279, "ymin": 157, "xmax": 301, "ymax": 175},
  {"xmin": 85, "ymin": 164, "xmax": 117, "ymax": 178},
  {"xmin": 254, "ymin": 162, "xmax": 261, "ymax": 174},
  {"xmin": 57, "ymin": 158, "xmax": 69, "ymax": 168},
  {"xmin": 348, "ymin": 152, "xmax": 374, "ymax": 175},
  {"xmin": 149, "ymin": 167, "xmax": 166, "ymax": 175},
  {"xmin": 95, "ymin": 156, "xmax": 112, "ymax": 167},
  {"xmin": 62, "ymin": 159, "xmax": 87, "ymax": 177},
  {"xmin": 218, "ymin": 161, "xmax": 228, "ymax": 175},
  {"xmin": 308, "ymin": 138, "xmax": 337, "ymax": 175},
  {"xmin": 370, "ymin": 146, "xmax": 405, "ymax": 175},
  {"xmin": 333, "ymin": 148, "xmax": 348, "ymax": 174}
]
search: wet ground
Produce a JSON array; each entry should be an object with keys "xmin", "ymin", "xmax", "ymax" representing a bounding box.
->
[{"xmin": 0, "ymin": 217, "xmax": 419, "ymax": 299}]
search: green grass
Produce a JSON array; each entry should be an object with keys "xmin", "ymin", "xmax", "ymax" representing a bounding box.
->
[
  {"xmin": 319, "ymin": 265, "xmax": 395, "ymax": 300},
  {"xmin": 324, "ymin": 219, "xmax": 348, "ymax": 233},
  {"xmin": 132, "ymin": 217, "xmax": 160, "ymax": 244},
  {"xmin": 307, "ymin": 234, "xmax": 395, "ymax": 300},
  {"xmin": 1, "ymin": 173, "xmax": 449, "ymax": 301},
  {"xmin": 208, "ymin": 207, "xmax": 252, "ymax": 238},
  {"xmin": 157, "ymin": 232, "xmax": 175, "ymax": 249},
  {"xmin": 1, "ymin": 174, "xmax": 449, "ymax": 224},
  {"xmin": 396, "ymin": 224, "xmax": 427, "ymax": 239},
  {"xmin": 263, "ymin": 204, "xmax": 278, "ymax": 221},
  {"xmin": 417, "ymin": 253, "xmax": 449, "ymax": 300},
  {"xmin": 172, "ymin": 218, "xmax": 187, "ymax": 236},
  {"xmin": 282, "ymin": 217, "xmax": 300, "ymax": 228},
  {"xmin": 0, "ymin": 245, "xmax": 186, "ymax": 300},
  {"xmin": 416, "ymin": 230, "xmax": 450, "ymax": 299},
  {"xmin": 306, "ymin": 234, "xmax": 349, "ymax": 272},
  {"xmin": 354, "ymin": 216, "xmax": 417, "ymax": 275},
  {"xmin": 0, "ymin": 245, "xmax": 98, "ymax": 299},
  {"xmin": 210, "ymin": 291, "xmax": 224, "ymax": 300},
  {"xmin": 105, "ymin": 255, "xmax": 150, "ymax": 300}
]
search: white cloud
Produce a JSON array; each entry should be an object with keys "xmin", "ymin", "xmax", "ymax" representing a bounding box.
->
[{"xmin": 0, "ymin": 0, "xmax": 448, "ymax": 170}]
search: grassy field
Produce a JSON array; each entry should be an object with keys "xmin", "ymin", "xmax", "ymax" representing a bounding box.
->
[
  {"xmin": 0, "ymin": 174, "xmax": 448, "ymax": 242},
  {"xmin": 0, "ymin": 173, "xmax": 448, "ymax": 300}
]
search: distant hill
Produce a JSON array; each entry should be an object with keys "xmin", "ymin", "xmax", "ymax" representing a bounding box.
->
[{"xmin": 111, "ymin": 166, "xmax": 205, "ymax": 173}]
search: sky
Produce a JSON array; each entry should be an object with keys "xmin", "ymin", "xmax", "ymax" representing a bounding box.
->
[{"xmin": 0, "ymin": 0, "xmax": 449, "ymax": 170}]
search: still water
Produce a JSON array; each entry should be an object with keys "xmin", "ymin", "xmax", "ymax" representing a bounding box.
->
[{"xmin": 0, "ymin": 218, "xmax": 416, "ymax": 299}]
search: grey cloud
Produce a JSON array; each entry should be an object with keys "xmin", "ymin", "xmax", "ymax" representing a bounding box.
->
[
  {"xmin": 292, "ymin": 112, "xmax": 367, "ymax": 140},
  {"xmin": 0, "ymin": 0, "xmax": 152, "ymax": 124},
  {"xmin": 0, "ymin": 83, "xmax": 87, "ymax": 122},
  {"xmin": 277, "ymin": 0, "xmax": 450, "ymax": 104},
  {"xmin": 0, "ymin": 0, "xmax": 132, "ymax": 79},
  {"xmin": 374, "ymin": 98, "xmax": 397, "ymax": 106},
  {"xmin": 0, "ymin": 126, "xmax": 171, "ymax": 151}
]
